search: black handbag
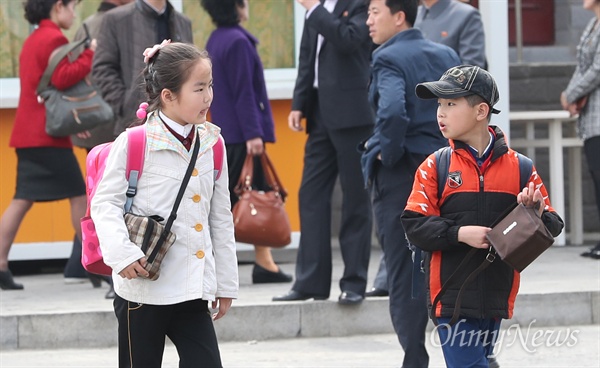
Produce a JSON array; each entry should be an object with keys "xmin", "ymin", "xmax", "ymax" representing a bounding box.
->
[{"xmin": 36, "ymin": 25, "xmax": 113, "ymax": 137}]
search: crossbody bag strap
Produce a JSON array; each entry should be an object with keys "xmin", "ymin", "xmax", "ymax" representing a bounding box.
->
[
  {"xmin": 430, "ymin": 247, "xmax": 480, "ymax": 325},
  {"xmin": 36, "ymin": 38, "xmax": 88, "ymax": 96},
  {"xmin": 146, "ymin": 131, "xmax": 200, "ymax": 263}
]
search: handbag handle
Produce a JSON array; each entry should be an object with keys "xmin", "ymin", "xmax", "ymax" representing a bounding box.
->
[
  {"xmin": 36, "ymin": 34, "xmax": 90, "ymax": 96},
  {"xmin": 234, "ymin": 152, "xmax": 287, "ymax": 201}
]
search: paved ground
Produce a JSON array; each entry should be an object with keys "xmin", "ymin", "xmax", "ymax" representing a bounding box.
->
[
  {"xmin": 0, "ymin": 244, "xmax": 599, "ymax": 367},
  {"xmin": 0, "ymin": 325, "xmax": 598, "ymax": 367},
  {"xmin": 1, "ymin": 244, "xmax": 599, "ymax": 316}
]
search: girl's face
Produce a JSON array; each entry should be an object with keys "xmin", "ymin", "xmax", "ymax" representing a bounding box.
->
[
  {"xmin": 162, "ymin": 58, "xmax": 213, "ymax": 126},
  {"xmin": 54, "ymin": 0, "xmax": 77, "ymax": 30},
  {"xmin": 237, "ymin": 0, "xmax": 249, "ymax": 23}
]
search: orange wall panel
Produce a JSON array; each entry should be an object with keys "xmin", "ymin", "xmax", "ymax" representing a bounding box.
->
[{"xmin": 0, "ymin": 100, "xmax": 303, "ymax": 245}]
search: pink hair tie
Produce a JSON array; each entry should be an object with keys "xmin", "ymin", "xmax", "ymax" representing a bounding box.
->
[{"xmin": 136, "ymin": 102, "xmax": 149, "ymax": 120}]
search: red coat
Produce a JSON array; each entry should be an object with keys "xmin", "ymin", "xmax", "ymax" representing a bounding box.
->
[{"xmin": 10, "ymin": 20, "xmax": 94, "ymax": 148}]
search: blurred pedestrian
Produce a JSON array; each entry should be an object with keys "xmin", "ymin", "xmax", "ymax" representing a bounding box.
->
[
  {"xmin": 0, "ymin": 0, "xmax": 95, "ymax": 291},
  {"xmin": 273, "ymin": 0, "xmax": 374, "ymax": 305},
  {"xmin": 562, "ymin": 0, "xmax": 600, "ymax": 260},
  {"xmin": 201, "ymin": 0, "xmax": 292, "ymax": 284}
]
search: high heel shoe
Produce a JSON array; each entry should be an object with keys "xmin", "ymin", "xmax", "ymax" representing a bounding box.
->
[
  {"xmin": 0, "ymin": 269, "xmax": 24, "ymax": 290},
  {"xmin": 252, "ymin": 263, "xmax": 293, "ymax": 284}
]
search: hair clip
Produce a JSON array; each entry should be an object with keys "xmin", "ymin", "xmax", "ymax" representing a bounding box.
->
[
  {"xmin": 136, "ymin": 102, "xmax": 149, "ymax": 120},
  {"xmin": 143, "ymin": 39, "xmax": 171, "ymax": 64}
]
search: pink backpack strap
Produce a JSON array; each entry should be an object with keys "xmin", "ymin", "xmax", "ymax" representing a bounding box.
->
[
  {"xmin": 213, "ymin": 135, "xmax": 224, "ymax": 181},
  {"xmin": 124, "ymin": 125, "xmax": 146, "ymax": 212}
]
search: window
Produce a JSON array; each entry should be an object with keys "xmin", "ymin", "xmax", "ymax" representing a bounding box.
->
[{"xmin": 0, "ymin": 0, "xmax": 303, "ymax": 107}]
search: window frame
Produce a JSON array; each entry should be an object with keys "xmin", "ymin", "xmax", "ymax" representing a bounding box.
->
[{"xmin": 0, "ymin": 1, "xmax": 303, "ymax": 108}]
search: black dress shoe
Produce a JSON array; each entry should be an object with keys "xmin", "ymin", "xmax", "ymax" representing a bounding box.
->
[
  {"xmin": 252, "ymin": 264, "xmax": 293, "ymax": 284},
  {"xmin": 365, "ymin": 288, "xmax": 389, "ymax": 297},
  {"xmin": 272, "ymin": 290, "xmax": 328, "ymax": 302},
  {"xmin": 581, "ymin": 244, "xmax": 600, "ymax": 259},
  {"xmin": 338, "ymin": 291, "xmax": 364, "ymax": 305},
  {"xmin": 0, "ymin": 270, "xmax": 24, "ymax": 290}
]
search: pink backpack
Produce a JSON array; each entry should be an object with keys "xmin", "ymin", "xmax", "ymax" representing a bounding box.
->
[{"xmin": 80, "ymin": 125, "xmax": 225, "ymax": 276}]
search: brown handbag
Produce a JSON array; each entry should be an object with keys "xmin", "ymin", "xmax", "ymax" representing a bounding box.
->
[
  {"xmin": 232, "ymin": 152, "xmax": 291, "ymax": 248},
  {"xmin": 485, "ymin": 202, "xmax": 554, "ymax": 272}
]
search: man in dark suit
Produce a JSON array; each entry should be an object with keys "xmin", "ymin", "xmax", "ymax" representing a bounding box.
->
[{"xmin": 273, "ymin": 0, "xmax": 374, "ymax": 305}]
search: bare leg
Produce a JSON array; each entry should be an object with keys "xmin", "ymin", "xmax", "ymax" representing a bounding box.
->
[
  {"xmin": 69, "ymin": 195, "xmax": 87, "ymax": 242},
  {"xmin": 0, "ymin": 199, "xmax": 33, "ymax": 271},
  {"xmin": 254, "ymin": 245, "xmax": 278, "ymax": 272}
]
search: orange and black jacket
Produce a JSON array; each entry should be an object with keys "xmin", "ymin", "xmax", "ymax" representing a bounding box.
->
[{"xmin": 401, "ymin": 126, "xmax": 564, "ymax": 320}]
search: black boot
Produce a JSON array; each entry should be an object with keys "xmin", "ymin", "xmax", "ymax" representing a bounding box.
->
[{"xmin": 0, "ymin": 269, "xmax": 24, "ymax": 290}]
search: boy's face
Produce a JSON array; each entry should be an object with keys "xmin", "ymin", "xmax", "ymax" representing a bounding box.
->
[
  {"xmin": 436, "ymin": 97, "xmax": 486, "ymax": 142},
  {"xmin": 367, "ymin": 0, "xmax": 402, "ymax": 45}
]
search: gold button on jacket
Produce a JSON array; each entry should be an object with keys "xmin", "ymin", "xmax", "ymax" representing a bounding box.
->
[
  {"xmin": 195, "ymin": 250, "xmax": 205, "ymax": 259},
  {"xmin": 192, "ymin": 194, "xmax": 201, "ymax": 203},
  {"xmin": 194, "ymin": 223, "xmax": 203, "ymax": 232},
  {"xmin": 191, "ymin": 168, "xmax": 199, "ymax": 176}
]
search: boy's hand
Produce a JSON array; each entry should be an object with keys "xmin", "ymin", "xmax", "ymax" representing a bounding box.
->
[
  {"xmin": 517, "ymin": 182, "xmax": 544, "ymax": 216},
  {"xmin": 212, "ymin": 298, "xmax": 233, "ymax": 321},
  {"xmin": 458, "ymin": 226, "xmax": 492, "ymax": 249}
]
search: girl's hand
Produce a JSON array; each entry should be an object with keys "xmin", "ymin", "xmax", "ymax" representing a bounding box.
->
[
  {"xmin": 211, "ymin": 298, "xmax": 233, "ymax": 321},
  {"xmin": 458, "ymin": 225, "xmax": 492, "ymax": 249},
  {"xmin": 517, "ymin": 182, "xmax": 544, "ymax": 216},
  {"xmin": 118, "ymin": 258, "xmax": 149, "ymax": 279}
]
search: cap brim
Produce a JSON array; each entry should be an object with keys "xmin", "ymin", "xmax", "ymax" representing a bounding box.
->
[{"xmin": 415, "ymin": 81, "xmax": 472, "ymax": 100}]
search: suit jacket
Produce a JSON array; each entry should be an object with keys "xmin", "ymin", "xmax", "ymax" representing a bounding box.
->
[
  {"xmin": 92, "ymin": 0, "xmax": 193, "ymax": 136},
  {"xmin": 360, "ymin": 29, "xmax": 460, "ymax": 187},
  {"xmin": 206, "ymin": 25, "xmax": 275, "ymax": 144},
  {"xmin": 564, "ymin": 16, "xmax": 600, "ymax": 141},
  {"xmin": 415, "ymin": 0, "xmax": 486, "ymax": 68},
  {"xmin": 292, "ymin": 0, "xmax": 374, "ymax": 131}
]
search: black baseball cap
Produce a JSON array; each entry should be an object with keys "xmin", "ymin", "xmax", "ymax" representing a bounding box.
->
[{"xmin": 415, "ymin": 65, "xmax": 501, "ymax": 114}]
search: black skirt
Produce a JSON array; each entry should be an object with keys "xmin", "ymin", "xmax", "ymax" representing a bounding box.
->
[{"xmin": 14, "ymin": 148, "xmax": 86, "ymax": 202}]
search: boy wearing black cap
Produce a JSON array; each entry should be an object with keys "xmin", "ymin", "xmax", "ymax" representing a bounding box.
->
[{"xmin": 401, "ymin": 65, "xmax": 564, "ymax": 367}]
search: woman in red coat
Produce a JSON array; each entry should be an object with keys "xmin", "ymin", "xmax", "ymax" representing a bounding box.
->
[{"xmin": 0, "ymin": 0, "xmax": 96, "ymax": 290}]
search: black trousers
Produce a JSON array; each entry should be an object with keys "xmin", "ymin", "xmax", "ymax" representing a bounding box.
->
[
  {"xmin": 584, "ymin": 136, "xmax": 600, "ymax": 224},
  {"xmin": 114, "ymin": 296, "xmax": 222, "ymax": 368},
  {"xmin": 370, "ymin": 154, "xmax": 429, "ymax": 368},
  {"xmin": 292, "ymin": 98, "xmax": 373, "ymax": 297}
]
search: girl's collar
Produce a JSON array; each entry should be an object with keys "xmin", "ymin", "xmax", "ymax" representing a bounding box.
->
[{"xmin": 158, "ymin": 111, "xmax": 193, "ymax": 138}]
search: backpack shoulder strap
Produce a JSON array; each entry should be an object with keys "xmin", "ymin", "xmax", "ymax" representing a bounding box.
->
[
  {"xmin": 124, "ymin": 125, "xmax": 147, "ymax": 213},
  {"xmin": 213, "ymin": 135, "xmax": 225, "ymax": 181},
  {"xmin": 434, "ymin": 146, "xmax": 452, "ymax": 200},
  {"xmin": 516, "ymin": 152, "xmax": 533, "ymax": 191}
]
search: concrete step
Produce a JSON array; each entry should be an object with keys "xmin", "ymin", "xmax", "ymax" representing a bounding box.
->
[{"xmin": 1, "ymin": 245, "xmax": 598, "ymax": 350}]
